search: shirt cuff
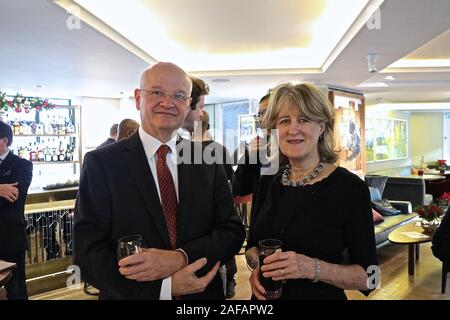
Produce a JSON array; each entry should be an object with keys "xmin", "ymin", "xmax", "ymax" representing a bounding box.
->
[
  {"xmin": 159, "ymin": 277, "xmax": 172, "ymax": 300},
  {"xmin": 176, "ymin": 248, "xmax": 189, "ymax": 265}
]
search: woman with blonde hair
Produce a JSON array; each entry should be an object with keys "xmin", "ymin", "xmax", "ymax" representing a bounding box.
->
[{"xmin": 246, "ymin": 83, "xmax": 378, "ymax": 300}]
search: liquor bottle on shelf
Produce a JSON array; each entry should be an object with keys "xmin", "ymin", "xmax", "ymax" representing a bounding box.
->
[
  {"xmin": 44, "ymin": 146, "xmax": 52, "ymax": 162},
  {"xmin": 13, "ymin": 119, "xmax": 21, "ymax": 135},
  {"xmin": 58, "ymin": 141, "xmax": 65, "ymax": 161},
  {"xmin": 35, "ymin": 122, "xmax": 44, "ymax": 134},
  {"xmin": 37, "ymin": 145, "xmax": 45, "ymax": 162},
  {"xmin": 29, "ymin": 143, "xmax": 37, "ymax": 162},
  {"xmin": 65, "ymin": 144, "xmax": 73, "ymax": 161},
  {"xmin": 51, "ymin": 148, "xmax": 58, "ymax": 162},
  {"xmin": 45, "ymin": 115, "xmax": 53, "ymax": 134}
]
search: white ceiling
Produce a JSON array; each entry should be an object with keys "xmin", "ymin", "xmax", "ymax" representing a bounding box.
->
[{"xmin": 0, "ymin": 0, "xmax": 449, "ymax": 105}]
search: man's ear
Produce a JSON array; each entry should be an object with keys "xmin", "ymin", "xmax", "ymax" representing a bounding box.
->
[{"xmin": 134, "ymin": 88, "xmax": 141, "ymax": 111}]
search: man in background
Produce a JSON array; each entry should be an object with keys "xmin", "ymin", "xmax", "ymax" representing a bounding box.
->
[
  {"xmin": 233, "ymin": 93, "xmax": 270, "ymax": 228},
  {"xmin": 0, "ymin": 121, "xmax": 33, "ymax": 300},
  {"xmin": 180, "ymin": 76, "xmax": 209, "ymax": 140},
  {"xmin": 116, "ymin": 119, "xmax": 140, "ymax": 141},
  {"xmin": 98, "ymin": 123, "xmax": 118, "ymax": 148}
]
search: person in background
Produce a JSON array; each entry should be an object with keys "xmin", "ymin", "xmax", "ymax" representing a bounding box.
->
[
  {"xmin": 97, "ymin": 123, "xmax": 118, "ymax": 148},
  {"xmin": 233, "ymin": 93, "xmax": 270, "ymax": 227},
  {"xmin": 116, "ymin": 119, "xmax": 140, "ymax": 141},
  {"xmin": 180, "ymin": 76, "xmax": 209, "ymax": 139},
  {"xmin": 246, "ymin": 83, "xmax": 378, "ymax": 300},
  {"xmin": 194, "ymin": 111, "xmax": 237, "ymax": 298},
  {"xmin": 74, "ymin": 62, "xmax": 244, "ymax": 300},
  {"xmin": 0, "ymin": 121, "xmax": 33, "ymax": 300}
]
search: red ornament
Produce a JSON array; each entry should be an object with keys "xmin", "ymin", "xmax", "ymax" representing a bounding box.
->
[{"xmin": 15, "ymin": 107, "xmax": 22, "ymax": 113}]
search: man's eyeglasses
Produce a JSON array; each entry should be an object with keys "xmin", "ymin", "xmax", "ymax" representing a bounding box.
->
[
  {"xmin": 140, "ymin": 89, "xmax": 190, "ymax": 103},
  {"xmin": 253, "ymin": 111, "xmax": 265, "ymax": 121}
]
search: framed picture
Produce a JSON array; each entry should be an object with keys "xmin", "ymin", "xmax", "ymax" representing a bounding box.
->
[
  {"xmin": 367, "ymin": 117, "xmax": 408, "ymax": 161},
  {"xmin": 329, "ymin": 90, "xmax": 365, "ymax": 176},
  {"xmin": 238, "ymin": 114, "xmax": 256, "ymax": 145}
]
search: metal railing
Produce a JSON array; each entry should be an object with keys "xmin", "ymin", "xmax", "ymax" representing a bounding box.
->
[{"xmin": 25, "ymin": 201, "xmax": 75, "ymax": 265}]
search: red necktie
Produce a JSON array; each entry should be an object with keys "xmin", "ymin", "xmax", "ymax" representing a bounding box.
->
[{"xmin": 156, "ymin": 145, "xmax": 178, "ymax": 249}]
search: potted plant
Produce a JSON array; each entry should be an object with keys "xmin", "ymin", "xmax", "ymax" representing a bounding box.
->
[
  {"xmin": 437, "ymin": 159, "xmax": 447, "ymax": 174},
  {"xmin": 415, "ymin": 198, "xmax": 447, "ymax": 234}
]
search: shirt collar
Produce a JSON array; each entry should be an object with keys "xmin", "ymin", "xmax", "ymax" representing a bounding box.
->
[
  {"xmin": 138, "ymin": 127, "xmax": 177, "ymax": 161},
  {"xmin": 0, "ymin": 149, "xmax": 9, "ymax": 161}
]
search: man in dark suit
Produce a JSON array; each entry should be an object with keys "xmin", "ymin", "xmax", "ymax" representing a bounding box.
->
[
  {"xmin": 0, "ymin": 121, "xmax": 33, "ymax": 300},
  {"xmin": 74, "ymin": 62, "xmax": 245, "ymax": 300},
  {"xmin": 97, "ymin": 123, "xmax": 118, "ymax": 149}
]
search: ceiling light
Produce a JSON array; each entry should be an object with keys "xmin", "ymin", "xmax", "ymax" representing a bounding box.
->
[
  {"xmin": 34, "ymin": 84, "xmax": 44, "ymax": 88},
  {"xmin": 211, "ymin": 78, "xmax": 231, "ymax": 83},
  {"xmin": 367, "ymin": 54, "xmax": 378, "ymax": 73},
  {"xmin": 385, "ymin": 75, "xmax": 395, "ymax": 80}
]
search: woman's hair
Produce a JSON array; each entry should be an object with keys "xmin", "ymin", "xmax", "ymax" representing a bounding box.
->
[{"xmin": 262, "ymin": 83, "xmax": 338, "ymax": 164}]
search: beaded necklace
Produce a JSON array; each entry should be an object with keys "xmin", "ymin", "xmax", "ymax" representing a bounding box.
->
[{"xmin": 281, "ymin": 162, "xmax": 325, "ymax": 187}]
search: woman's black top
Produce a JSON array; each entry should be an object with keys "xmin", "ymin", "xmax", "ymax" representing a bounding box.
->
[{"xmin": 247, "ymin": 166, "xmax": 378, "ymax": 300}]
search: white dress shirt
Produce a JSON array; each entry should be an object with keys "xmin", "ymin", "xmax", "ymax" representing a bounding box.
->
[
  {"xmin": 138, "ymin": 127, "xmax": 178, "ymax": 300},
  {"xmin": 0, "ymin": 150, "xmax": 9, "ymax": 164}
]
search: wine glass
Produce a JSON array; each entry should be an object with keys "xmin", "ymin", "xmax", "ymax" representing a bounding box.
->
[{"xmin": 117, "ymin": 234, "xmax": 143, "ymax": 261}]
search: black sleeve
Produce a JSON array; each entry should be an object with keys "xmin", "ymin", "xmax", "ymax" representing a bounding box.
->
[
  {"xmin": 432, "ymin": 208, "xmax": 450, "ymax": 261},
  {"xmin": 232, "ymin": 145, "xmax": 261, "ymax": 197},
  {"xmin": 245, "ymin": 175, "xmax": 273, "ymax": 250},
  {"xmin": 180, "ymin": 163, "xmax": 245, "ymax": 271},
  {"xmin": 74, "ymin": 152, "xmax": 162, "ymax": 300},
  {"xmin": 0, "ymin": 159, "xmax": 32, "ymax": 209},
  {"xmin": 342, "ymin": 177, "xmax": 379, "ymax": 295}
]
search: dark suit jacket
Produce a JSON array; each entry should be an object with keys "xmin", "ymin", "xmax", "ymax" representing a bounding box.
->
[
  {"xmin": 74, "ymin": 133, "xmax": 245, "ymax": 300},
  {"xmin": 97, "ymin": 138, "xmax": 116, "ymax": 149},
  {"xmin": 0, "ymin": 152, "xmax": 33, "ymax": 254},
  {"xmin": 432, "ymin": 207, "xmax": 450, "ymax": 262}
]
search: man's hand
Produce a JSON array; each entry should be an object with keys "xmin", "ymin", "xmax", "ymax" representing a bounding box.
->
[
  {"xmin": 118, "ymin": 248, "xmax": 187, "ymax": 281},
  {"xmin": 172, "ymin": 258, "xmax": 220, "ymax": 297},
  {"xmin": 0, "ymin": 182, "xmax": 19, "ymax": 203}
]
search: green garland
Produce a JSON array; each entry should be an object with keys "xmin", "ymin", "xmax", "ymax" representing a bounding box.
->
[{"xmin": 0, "ymin": 91, "xmax": 56, "ymax": 113}]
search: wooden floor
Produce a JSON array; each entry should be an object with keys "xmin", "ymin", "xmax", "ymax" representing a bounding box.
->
[{"xmin": 16, "ymin": 242, "xmax": 449, "ymax": 300}]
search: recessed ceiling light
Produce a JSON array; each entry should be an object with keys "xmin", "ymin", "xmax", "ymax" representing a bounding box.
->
[
  {"xmin": 34, "ymin": 84, "xmax": 44, "ymax": 88},
  {"xmin": 385, "ymin": 75, "xmax": 395, "ymax": 81},
  {"xmin": 211, "ymin": 78, "xmax": 231, "ymax": 83},
  {"xmin": 120, "ymin": 91, "xmax": 124, "ymax": 95}
]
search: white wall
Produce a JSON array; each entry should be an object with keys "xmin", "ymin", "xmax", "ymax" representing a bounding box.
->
[
  {"xmin": 80, "ymin": 97, "xmax": 121, "ymax": 153},
  {"xmin": 410, "ymin": 112, "xmax": 444, "ymax": 166},
  {"xmin": 118, "ymin": 97, "xmax": 141, "ymax": 122}
]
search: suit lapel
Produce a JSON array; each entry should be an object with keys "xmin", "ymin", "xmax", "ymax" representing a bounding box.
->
[{"xmin": 122, "ymin": 134, "xmax": 171, "ymax": 248}]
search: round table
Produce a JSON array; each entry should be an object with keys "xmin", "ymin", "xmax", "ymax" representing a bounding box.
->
[{"xmin": 388, "ymin": 221, "xmax": 432, "ymax": 275}]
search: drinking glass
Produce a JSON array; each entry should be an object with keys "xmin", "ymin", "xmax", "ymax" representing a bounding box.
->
[
  {"xmin": 117, "ymin": 234, "xmax": 143, "ymax": 261},
  {"xmin": 258, "ymin": 239, "xmax": 282, "ymax": 300}
]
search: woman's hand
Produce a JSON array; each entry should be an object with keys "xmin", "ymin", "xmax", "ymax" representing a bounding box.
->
[
  {"xmin": 260, "ymin": 251, "xmax": 316, "ymax": 281},
  {"xmin": 249, "ymin": 267, "xmax": 267, "ymax": 300}
]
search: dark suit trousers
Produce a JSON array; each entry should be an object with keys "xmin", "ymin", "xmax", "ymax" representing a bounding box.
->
[{"xmin": 0, "ymin": 252, "xmax": 28, "ymax": 300}]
